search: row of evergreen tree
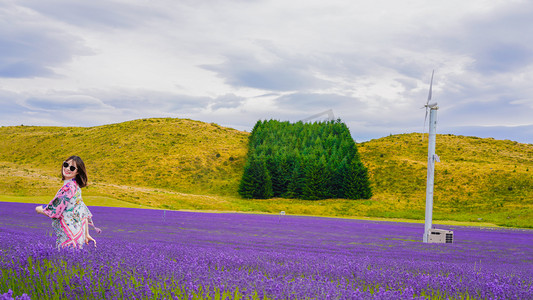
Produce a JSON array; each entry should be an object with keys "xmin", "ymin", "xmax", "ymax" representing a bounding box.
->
[{"xmin": 238, "ymin": 119, "xmax": 372, "ymax": 200}]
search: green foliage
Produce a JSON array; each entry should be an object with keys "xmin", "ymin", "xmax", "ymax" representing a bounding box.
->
[
  {"xmin": 239, "ymin": 119, "xmax": 372, "ymax": 200},
  {"xmin": 238, "ymin": 155, "xmax": 273, "ymax": 199},
  {"xmin": 342, "ymin": 161, "xmax": 372, "ymax": 200}
]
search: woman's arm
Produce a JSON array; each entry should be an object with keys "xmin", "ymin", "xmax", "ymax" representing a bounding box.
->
[{"xmin": 40, "ymin": 183, "xmax": 76, "ymax": 218}]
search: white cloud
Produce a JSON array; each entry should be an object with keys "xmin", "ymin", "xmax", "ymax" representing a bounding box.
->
[
  {"xmin": 0, "ymin": 0, "xmax": 532, "ymax": 144},
  {"xmin": 0, "ymin": 3, "xmax": 93, "ymax": 78}
]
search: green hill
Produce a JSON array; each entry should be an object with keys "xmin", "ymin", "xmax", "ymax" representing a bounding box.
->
[
  {"xmin": 358, "ymin": 133, "xmax": 532, "ymax": 227},
  {"xmin": 1, "ymin": 118, "xmax": 531, "ymax": 227},
  {"xmin": 0, "ymin": 118, "xmax": 248, "ymax": 208}
]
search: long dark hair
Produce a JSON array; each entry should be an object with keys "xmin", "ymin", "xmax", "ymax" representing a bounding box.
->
[{"xmin": 62, "ymin": 155, "xmax": 88, "ymax": 188}]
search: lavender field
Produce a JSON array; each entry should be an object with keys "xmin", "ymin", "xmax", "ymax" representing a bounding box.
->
[{"xmin": 1, "ymin": 202, "xmax": 532, "ymax": 299}]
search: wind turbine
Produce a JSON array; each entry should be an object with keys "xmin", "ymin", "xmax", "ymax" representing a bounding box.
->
[
  {"xmin": 301, "ymin": 109, "xmax": 335, "ymax": 122},
  {"xmin": 422, "ymin": 70, "xmax": 441, "ymax": 243}
]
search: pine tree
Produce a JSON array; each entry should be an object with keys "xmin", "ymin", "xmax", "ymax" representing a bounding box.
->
[
  {"xmin": 238, "ymin": 155, "xmax": 273, "ymax": 199},
  {"xmin": 238, "ymin": 159, "xmax": 256, "ymax": 199},
  {"xmin": 302, "ymin": 155, "xmax": 330, "ymax": 200},
  {"xmin": 342, "ymin": 161, "xmax": 372, "ymax": 199},
  {"xmin": 268, "ymin": 155, "xmax": 284, "ymax": 197},
  {"xmin": 286, "ymin": 160, "xmax": 304, "ymax": 198},
  {"xmin": 330, "ymin": 157, "xmax": 346, "ymax": 198}
]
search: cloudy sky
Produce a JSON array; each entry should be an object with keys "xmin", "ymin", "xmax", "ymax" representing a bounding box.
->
[{"xmin": 1, "ymin": 0, "xmax": 532, "ymax": 143}]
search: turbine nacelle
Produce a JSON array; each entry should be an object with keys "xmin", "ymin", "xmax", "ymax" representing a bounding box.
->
[{"xmin": 425, "ymin": 102, "xmax": 438, "ymax": 109}]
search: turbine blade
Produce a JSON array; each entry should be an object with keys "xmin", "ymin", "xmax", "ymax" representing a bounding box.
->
[
  {"xmin": 426, "ymin": 70, "xmax": 434, "ymax": 105},
  {"xmin": 421, "ymin": 107, "xmax": 429, "ymax": 142},
  {"xmin": 424, "ymin": 108, "xmax": 428, "ymax": 126},
  {"xmin": 422, "ymin": 70, "xmax": 435, "ymax": 142}
]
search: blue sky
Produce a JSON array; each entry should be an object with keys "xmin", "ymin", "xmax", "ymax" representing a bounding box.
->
[{"xmin": 1, "ymin": 0, "xmax": 532, "ymax": 144}]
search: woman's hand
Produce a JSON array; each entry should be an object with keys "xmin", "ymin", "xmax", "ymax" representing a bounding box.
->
[
  {"xmin": 35, "ymin": 206, "xmax": 44, "ymax": 215},
  {"xmin": 86, "ymin": 234, "xmax": 97, "ymax": 248}
]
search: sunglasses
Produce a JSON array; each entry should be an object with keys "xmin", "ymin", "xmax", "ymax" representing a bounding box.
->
[{"xmin": 63, "ymin": 162, "xmax": 77, "ymax": 172}]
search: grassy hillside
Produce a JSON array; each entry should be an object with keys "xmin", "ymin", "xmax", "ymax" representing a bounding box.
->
[
  {"xmin": 1, "ymin": 118, "xmax": 531, "ymax": 227},
  {"xmin": 0, "ymin": 118, "xmax": 248, "ymax": 199},
  {"xmin": 358, "ymin": 133, "xmax": 532, "ymax": 227}
]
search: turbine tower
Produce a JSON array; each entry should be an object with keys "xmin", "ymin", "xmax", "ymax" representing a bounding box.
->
[{"xmin": 423, "ymin": 70, "xmax": 440, "ymax": 243}]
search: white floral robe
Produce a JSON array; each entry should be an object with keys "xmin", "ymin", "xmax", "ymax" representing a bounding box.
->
[{"xmin": 43, "ymin": 179, "xmax": 96, "ymax": 248}]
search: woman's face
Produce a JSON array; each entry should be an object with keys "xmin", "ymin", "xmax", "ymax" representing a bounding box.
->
[{"xmin": 62, "ymin": 160, "xmax": 78, "ymax": 180}]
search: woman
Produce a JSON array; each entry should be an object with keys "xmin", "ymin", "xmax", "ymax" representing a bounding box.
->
[{"xmin": 35, "ymin": 156, "xmax": 100, "ymax": 249}]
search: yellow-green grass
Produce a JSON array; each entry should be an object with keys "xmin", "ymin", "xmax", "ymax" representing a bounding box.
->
[
  {"xmin": 0, "ymin": 195, "xmax": 152, "ymax": 209},
  {"xmin": 0, "ymin": 195, "xmax": 499, "ymax": 228},
  {"xmin": 1, "ymin": 118, "xmax": 532, "ymax": 228},
  {"xmin": 358, "ymin": 133, "xmax": 533, "ymax": 228},
  {"xmin": 0, "ymin": 118, "xmax": 248, "ymax": 196}
]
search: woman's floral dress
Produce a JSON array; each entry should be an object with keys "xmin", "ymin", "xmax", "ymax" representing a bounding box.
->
[{"xmin": 42, "ymin": 179, "xmax": 98, "ymax": 248}]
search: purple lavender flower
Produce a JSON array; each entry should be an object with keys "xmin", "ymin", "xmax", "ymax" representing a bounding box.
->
[{"xmin": 1, "ymin": 202, "xmax": 532, "ymax": 299}]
